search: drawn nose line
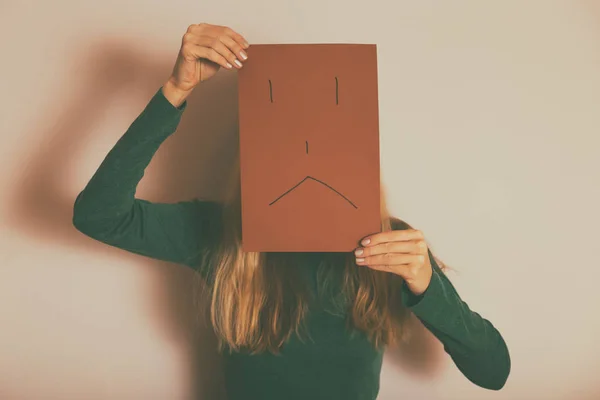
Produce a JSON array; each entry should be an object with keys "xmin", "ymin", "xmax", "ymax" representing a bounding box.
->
[{"xmin": 305, "ymin": 140, "xmax": 308, "ymax": 154}]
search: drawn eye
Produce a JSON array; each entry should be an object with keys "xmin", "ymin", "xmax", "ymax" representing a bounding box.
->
[
  {"xmin": 268, "ymin": 79, "xmax": 273, "ymax": 103},
  {"xmin": 335, "ymin": 77, "xmax": 339, "ymax": 105}
]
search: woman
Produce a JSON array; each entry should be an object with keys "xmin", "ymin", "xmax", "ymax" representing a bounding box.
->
[{"xmin": 72, "ymin": 23, "xmax": 510, "ymax": 400}]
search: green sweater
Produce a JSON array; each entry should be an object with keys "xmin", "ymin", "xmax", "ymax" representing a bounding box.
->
[{"xmin": 72, "ymin": 86, "xmax": 510, "ymax": 399}]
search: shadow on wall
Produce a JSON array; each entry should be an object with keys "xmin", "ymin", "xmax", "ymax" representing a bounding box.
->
[
  {"xmin": 6, "ymin": 37, "xmax": 236, "ymax": 400},
  {"xmin": 386, "ymin": 313, "xmax": 446, "ymax": 380},
  {"xmin": 6, "ymin": 36, "xmax": 444, "ymax": 399}
]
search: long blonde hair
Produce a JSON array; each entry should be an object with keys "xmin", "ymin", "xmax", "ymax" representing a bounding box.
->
[{"xmin": 194, "ymin": 156, "xmax": 445, "ymax": 355}]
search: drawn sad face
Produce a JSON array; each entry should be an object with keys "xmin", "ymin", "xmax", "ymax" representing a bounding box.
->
[{"xmin": 238, "ymin": 44, "xmax": 381, "ymax": 252}]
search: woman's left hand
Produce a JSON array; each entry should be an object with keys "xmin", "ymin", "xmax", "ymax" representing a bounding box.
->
[{"xmin": 354, "ymin": 229, "xmax": 433, "ymax": 296}]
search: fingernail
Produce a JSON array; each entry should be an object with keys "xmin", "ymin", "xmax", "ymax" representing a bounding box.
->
[
  {"xmin": 361, "ymin": 239, "xmax": 370, "ymax": 246},
  {"xmin": 226, "ymin": 62, "xmax": 233, "ymax": 69},
  {"xmin": 356, "ymin": 258, "xmax": 365, "ymax": 263},
  {"xmin": 354, "ymin": 249, "xmax": 364, "ymax": 256},
  {"xmin": 234, "ymin": 59, "xmax": 243, "ymax": 68},
  {"xmin": 240, "ymin": 50, "xmax": 248, "ymax": 60},
  {"xmin": 243, "ymin": 41, "xmax": 250, "ymax": 48}
]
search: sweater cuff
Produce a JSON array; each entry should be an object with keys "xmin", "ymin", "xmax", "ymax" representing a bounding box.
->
[
  {"xmin": 156, "ymin": 86, "xmax": 188, "ymax": 112},
  {"xmin": 400, "ymin": 263, "xmax": 444, "ymax": 317},
  {"xmin": 133, "ymin": 86, "xmax": 188, "ymax": 133}
]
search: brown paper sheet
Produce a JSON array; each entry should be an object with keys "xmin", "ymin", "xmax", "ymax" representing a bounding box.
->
[{"xmin": 238, "ymin": 44, "xmax": 381, "ymax": 252}]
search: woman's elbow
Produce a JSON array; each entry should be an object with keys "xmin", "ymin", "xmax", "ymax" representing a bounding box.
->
[
  {"xmin": 456, "ymin": 336, "xmax": 511, "ymax": 391},
  {"xmin": 490, "ymin": 345, "xmax": 511, "ymax": 390},
  {"xmin": 476, "ymin": 341, "xmax": 511, "ymax": 390}
]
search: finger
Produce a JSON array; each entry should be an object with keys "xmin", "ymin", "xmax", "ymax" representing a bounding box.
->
[
  {"xmin": 356, "ymin": 253, "xmax": 424, "ymax": 266},
  {"xmin": 192, "ymin": 24, "xmax": 249, "ymax": 49},
  {"xmin": 355, "ymin": 241, "xmax": 423, "ymax": 257},
  {"xmin": 361, "ymin": 229, "xmax": 424, "ymax": 247},
  {"xmin": 191, "ymin": 45, "xmax": 233, "ymax": 70},
  {"xmin": 363, "ymin": 264, "xmax": 392, "ymax": 272},
  {"xmin": 222, "ymin": 26, "xmax": 250, "ymax": 49},
  {"xmin": 219, "ymin": 34, "xmax": 248, "ymax": 63},
  {"xmin": 363, "ymin": 264, "xmax": 410, "ymax": 275},
  {"xmin": 182, "ymin": 32, "xmax": 232, "ymax": 68},
  {"xmin": 196, "ymin": 35, "xmax": 242, "ymax": 68}
]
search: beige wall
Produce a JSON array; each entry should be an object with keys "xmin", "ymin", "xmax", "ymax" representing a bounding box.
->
[{"xmin": 2, "ymin": 1, "xmax": 600, "ymax": 399}]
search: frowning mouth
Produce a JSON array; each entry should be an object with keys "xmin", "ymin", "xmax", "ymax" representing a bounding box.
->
[{"xmin": 268, "ymin": 176, "xmax": 358, "ymax": 209}]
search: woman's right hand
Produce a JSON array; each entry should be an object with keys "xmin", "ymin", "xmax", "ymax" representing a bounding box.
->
[{"xmin": 163, "ymin": 23, "xmax": 249, "ymax": 106}]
